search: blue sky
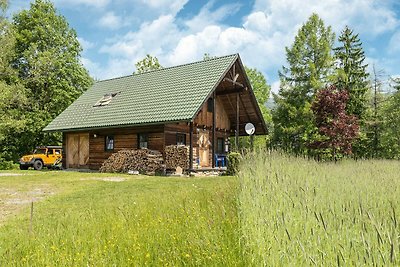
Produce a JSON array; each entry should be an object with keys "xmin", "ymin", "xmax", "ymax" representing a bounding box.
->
[{"xmin": 9, "ymin": 0, "xmax": 400, "ymax": 93}]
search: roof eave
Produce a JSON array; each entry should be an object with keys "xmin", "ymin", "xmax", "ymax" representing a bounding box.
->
[{"xmin": 42, "ymin": 119, "xmax": 192, "ymax": 133}]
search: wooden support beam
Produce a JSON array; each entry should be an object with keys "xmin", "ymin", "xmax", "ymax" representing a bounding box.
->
[
  {"xmin": 216, "ymin": 87, "xmax": 244, "ymax": 96},
  {"xmin": 189, "ymin": 122, "xmax": 193, "ymax": 171},
  {"xmin": 239, "ymin": 95, "xmax": 251, "ymax": 122},
  {"xmin": 212, "ymin": 91, "xmax": 216, "ymax": 168},
  {"xmin": 223, "ymin": 77, "xmax": 245, "ymax": 88},
  {"xmin": 236, "ymin": 92, "xmax": 239, "ymax": 150}
]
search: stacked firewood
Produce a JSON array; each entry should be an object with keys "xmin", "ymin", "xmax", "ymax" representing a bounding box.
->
[
  {"xmin": 100, "ymin": 149, "xmax": 165, "ymax": 175},
  {"xmin": 165, "ymin": 145, "xmax": 189, "ymax": 169}
]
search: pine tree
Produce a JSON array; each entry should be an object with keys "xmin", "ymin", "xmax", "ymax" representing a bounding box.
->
[
  {"xmin": 272, "ymin": 13, "xmax": 335, "ymax": 154},
  {"xmin": 334, "ymin": 26, "xmax": 369, "ymax": 120}
]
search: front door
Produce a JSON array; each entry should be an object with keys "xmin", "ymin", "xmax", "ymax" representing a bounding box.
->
[
  {"xmin": 66, "ymin": 133, "xmax": 89, "ymax": 168},
  {"xmin": 198, "ymin": 130, "xmax": 210, "ymax": 167}
]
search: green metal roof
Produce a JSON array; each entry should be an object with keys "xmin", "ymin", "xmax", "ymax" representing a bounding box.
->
[{"xmin": 43, "ymin": 54, "xmax": 238, "ymax": 132}]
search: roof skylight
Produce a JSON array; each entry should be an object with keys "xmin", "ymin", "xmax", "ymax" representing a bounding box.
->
[{"xmin": 93, "ymin": 92, "xmax": 118, "ymax": 107}]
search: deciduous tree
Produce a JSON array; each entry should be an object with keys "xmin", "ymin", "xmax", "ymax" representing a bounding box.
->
[
  {"xmin": 380, "ymin": 78, "xmax": 400, "ymax": 158},
  {"xmin": 134, "ymin": 54, "xmax": 162, "ymax": 74},
  {"xmin": 310, "ymin": 86, "xmax": 359, "ymax": 160},
  {"xmin": 8, "ymin": 0, "xmax": 92, "ymax": 159}
]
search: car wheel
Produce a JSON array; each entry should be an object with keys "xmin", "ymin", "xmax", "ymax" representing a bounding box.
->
[
  {"xmin": 19, "ymin": 165, "xmax": 29, "ymax": 170},
  {"xmin": 33, "ymin": 160, "xmax": 43, "ymax": 171}
]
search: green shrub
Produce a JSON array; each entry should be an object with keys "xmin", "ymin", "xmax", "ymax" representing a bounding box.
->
[
  {"xmin": 0, "ymin": 158, "xmax": 18, "ymax": 170},
  {"xmin": 226, "ymin": 152, "xmax": 241, "ymax": 175}
]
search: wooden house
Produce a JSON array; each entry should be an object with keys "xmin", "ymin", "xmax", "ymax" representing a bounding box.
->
[{"xmin": 43, "ymin": 54, "xmax": 267, "ymax": 170}]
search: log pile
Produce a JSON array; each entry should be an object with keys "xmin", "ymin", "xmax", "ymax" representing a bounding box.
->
[
  {"xmin": 165, "ymin": 145, "xmax": 189, "ymax": 169},
  {"xmin": 99, "ymin": 149, "xmax": 165, "ymax": 175}
]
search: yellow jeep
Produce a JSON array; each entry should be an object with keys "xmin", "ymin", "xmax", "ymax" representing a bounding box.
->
[{"xmin": 19, "ymin": 146, "xmax": 62, "ymax": 170}]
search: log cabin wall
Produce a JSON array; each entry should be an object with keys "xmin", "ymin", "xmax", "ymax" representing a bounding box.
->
[
  {"xmin": 192, "ymin": 96, "xmax": 231, "ymax": 167},
  {"xmin": 64, "ymin": 125, "xmax": 165, "ymax": 170},
  {"xmin": 194, "ymin": 96, "xmax": 231, "ymax": 129}
]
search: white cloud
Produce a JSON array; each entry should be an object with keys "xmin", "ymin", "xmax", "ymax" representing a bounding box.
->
[
  {"xmin": 271, "ymin": 80, "xmax": 280, "ymax": 94},
  {"xmin": 388, "ymin": 31, "xmax": 400, "ymax": 54},
  {"xmin": 140, "ymin": 0, "xmax": 188, "ymax": 16},
  {"xmin": 98, "ymin": 12, "xmax": 124, "ymax": 30},
  {"xmin": 77, "ymin": 37, "xmax": 95, "ymax": 52},
  {"xmin": 100, "ymin": 15, "xmax": 180, "ymax": 57},
  {"xmin": 167, "ymin": 11, "xmax": 290, "ymax": 75},
  {"xmin": 98, "ymin": 15, "xmax": 182, "ymax": 76},
  {"xmin": 252, "ymin": 0, "xmax": 398, "ymax": 36},
  {"xmin": 54, "ymin": 0, "xmax": 110, "ymax": 8},
  {"xmin": 243, "ymin": 11, "xmax": 270, "ymax": 33},
  {"xmin": 185, "ymin": 2, "xmax": 241, "ymax": 32}
]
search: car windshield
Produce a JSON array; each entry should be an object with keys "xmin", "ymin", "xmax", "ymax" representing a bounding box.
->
[{"xmin": 33, "ymin": 148, "xmax": 47, "ymax": 154}]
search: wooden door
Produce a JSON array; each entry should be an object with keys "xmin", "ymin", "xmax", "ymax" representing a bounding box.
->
[
  {"xmin": 198, "ymin": 130, "xmax": 210, "ymax": 167},
  {"xmin": 67, "ymin": 133, "xmax": 89, "ymax": 168},
  {"xmin": 79, "ymin": 134, "xmax": 89, "ymax": 166}
]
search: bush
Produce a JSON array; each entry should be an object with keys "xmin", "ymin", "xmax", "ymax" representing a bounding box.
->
[
  {"xmin": 226, "ymin": 152, "xmax": 241, "ymax": 175},
  {"xmin": 0, "ymin": 158, "xmax": 18, "ymax": 170}
]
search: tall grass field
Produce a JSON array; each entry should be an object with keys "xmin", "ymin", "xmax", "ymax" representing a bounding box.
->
[
  {"xmin": 0, "ymin": 152, "xmax": 399, "ymax": 266},
  {"xmin": 238, "ymin": 152, "xmax": 400, "ymax": 266}
]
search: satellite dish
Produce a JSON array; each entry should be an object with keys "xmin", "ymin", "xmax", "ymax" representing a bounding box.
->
[{"xmin": 245, "ymin": 123, "xmax": 255, "ymax": 135}]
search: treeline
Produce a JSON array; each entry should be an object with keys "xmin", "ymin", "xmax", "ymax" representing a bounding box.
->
[
  {"xmin": 0, "ymin": 0, "xmax": 92, "ymax": 168},
  {"xmin": 271, "ymin": 14, "xmax": 400, "ymax": 160}
]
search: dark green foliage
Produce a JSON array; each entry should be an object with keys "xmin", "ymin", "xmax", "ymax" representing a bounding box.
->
[
  {"xmin": 334, "ymin": 26, "xmax": 369, "ymax": 120},
  {"xmin": 227, "ymin": 152, "xmax": 241, "ymax": 175},
  {"xmin": 0, "ymin": 158, "xmax": 18, "ymax": 170},
  {"xmin": 354, "ymin": 66, "xmax": 386, "ymax": 158},
  {"xmin": 245, "ymin": 66, "xmax": 272, "ymax": 124},
  {"xmin": 12, "ymin": 0, "xmax": 92, "ymax": 116},
  {"xmin": 273, "ymin": 13, "xmax": 335, "ymax": 155},
  {"xmin": 379, "ymin": 78, "xmax": 400, "ymax": 158},
  {"xmin": 0, "ymin": 0, "xmax": 92, "ymax": 166}
]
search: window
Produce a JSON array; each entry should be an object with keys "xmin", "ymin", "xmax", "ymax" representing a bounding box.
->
[
  {"xmin": 33, "ymin": 148, "xmax": 46, "ymax": 154},
  {"xmin": 138, "ymin": 134, "xmax": 148, "ymax": 149},
  {"xmin": 207, "ymin": 97, "xmax": 213, "ymax": 112},
  {"xmin": 94, "ymin": 92, "xmax": 118, "ymax": 107},
  {"xmin": 105, "ymin": 136, "xmax": 114, "ymax": 151},
  {"xmin": 47, "ymin": 149, "xmax": 54, "ymax": 155},
  {"xmin": 217, "ymin": 138, "xmax": 224, "ymax": 154},
  {"xmin": 55, "ymin": 149, "xmax": 61, "ymax": 155},
  {"xmin": 176, "ymin": 133, "xmax": 186, "ymax": 145}
]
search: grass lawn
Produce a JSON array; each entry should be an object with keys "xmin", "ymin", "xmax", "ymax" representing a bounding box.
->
[{"xmin": 0, "ymin": 171, "xmax": 243, "ymax": 266}]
